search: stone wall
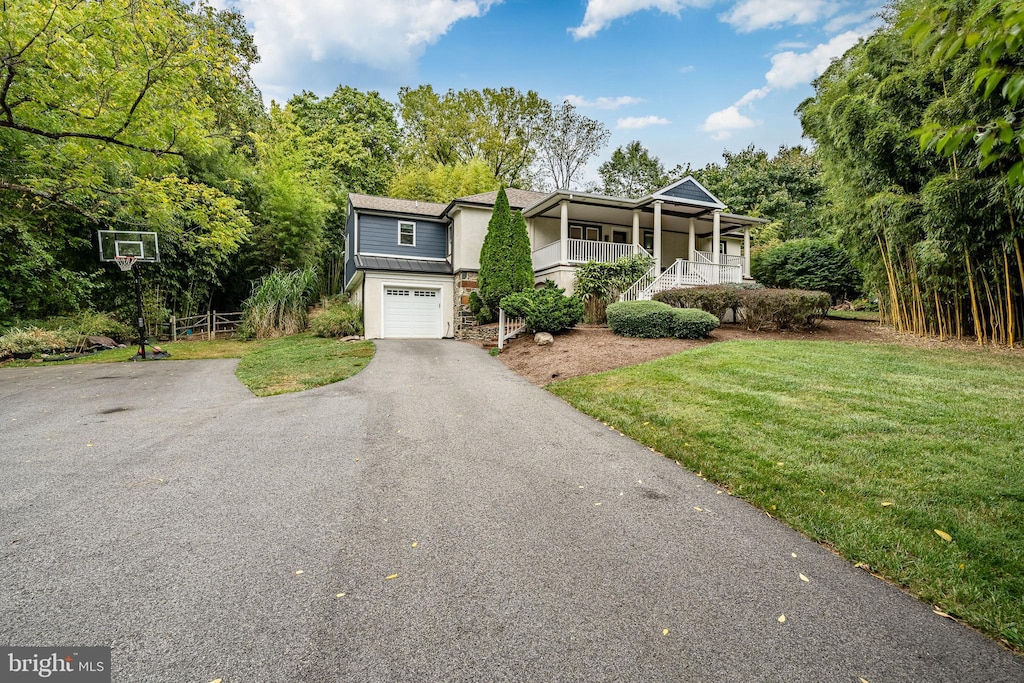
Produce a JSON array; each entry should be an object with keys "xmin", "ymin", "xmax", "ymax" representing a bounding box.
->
[{"xmin": 454, "ymin": 269, "xmax": 480, "ymax": 338}]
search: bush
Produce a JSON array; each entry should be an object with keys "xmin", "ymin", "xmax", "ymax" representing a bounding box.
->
[
  {"xmin": 311, "ymin": 303, "xmax": 363, "ymax": 338},
  {"xmin": 0, "ymin": 327, "xmax": 79, "ymax": 358},
  {"xmin": 606, "ymin": 300, "xmax": 677, "ymax": 338},
  {"xmin": 500, "ymin": 280, "xmax": 583, "ymax": 334},
  {"xmin": 670, "ymin": 308, "xmax": 720, "ymax": 339},
  {"xmin": 738, "ymin": 288, "xmax": 831, "ymax": 331},
  {"xmin": 574, "ymin": 254, "xmax": 654, "ymax": 324},
  {"xmin": 51, "ymin": 310, "xmax": 135, "ymax": 342},
  {"xmin": 654, "ymin": 285, "xmax": 742, "ymax": 320},
  {"xmin": 468, "ymin": 290, "xmax": 493, "ymax": 324},
  {"xmin": 478, "ymin": 187, "xmax": 533, "ymax": 315},
  {"xmin": 751, "ymin": 239, "xmax": 861, "ymax": 302}
]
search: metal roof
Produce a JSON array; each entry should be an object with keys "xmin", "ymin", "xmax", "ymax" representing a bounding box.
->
[{"xmin": 353, "ymin": 255, "xmax": 452, "ymax": 274}]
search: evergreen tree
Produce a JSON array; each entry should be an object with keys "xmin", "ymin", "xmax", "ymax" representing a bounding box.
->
[{"xmin": 476, "ymin": 187, "xmax": 534, "ymax": 321}]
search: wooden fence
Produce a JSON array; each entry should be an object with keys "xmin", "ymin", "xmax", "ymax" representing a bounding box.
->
[{"xmin": 167, "ymin": 311, "xmax": 243, "ymax": 341}]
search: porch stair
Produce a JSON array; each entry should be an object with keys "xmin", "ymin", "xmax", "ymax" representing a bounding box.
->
[{"xmin": 619, "ymin": 259, "xmax": 713, "ymax": 302}]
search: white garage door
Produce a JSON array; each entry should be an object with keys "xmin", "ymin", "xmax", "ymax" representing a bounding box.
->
[{"xmin": 382, "ymin": 287, "xmax": 442, "ymax": 338}]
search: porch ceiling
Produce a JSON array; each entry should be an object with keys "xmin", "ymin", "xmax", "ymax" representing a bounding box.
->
[{"xmin": 529, "ymin": 203, "xmax": 756, "ymax": 237}]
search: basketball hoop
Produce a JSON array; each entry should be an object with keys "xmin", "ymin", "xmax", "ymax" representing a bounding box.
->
[{"xmin": 114, "ymin": 255, "xmax": 138, "ymax": 272}]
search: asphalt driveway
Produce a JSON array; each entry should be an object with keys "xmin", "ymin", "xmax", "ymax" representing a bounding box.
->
[{"xmin": 1, "ymin": 341, "xmax": 1021, "ymax": 681}]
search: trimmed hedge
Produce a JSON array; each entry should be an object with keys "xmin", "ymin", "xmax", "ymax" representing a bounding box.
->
[
  {"xmin": 500, "ymin": 280, "xmax": 583, "ymax": 334},
  {"xmin": 751, "ymin": 239, "xmax": 861, "ymax": 301},
  {"xmin": 670, "ymin": 308, "xmax": 720, "ymax": 339},
  {"xmin": 653, "ymin": 285, "xmax": 742, "ymax": 319},
  {"xmin": 311, "ymin": 303, "xmax": 363, "ymax": 338},
  {"xmin": 740, "ymin": 288, "xmax": 831, "ymax": 331},
  {"xmin": 606, "ymin": 300, "xmax": 719, "ymax": 339}
]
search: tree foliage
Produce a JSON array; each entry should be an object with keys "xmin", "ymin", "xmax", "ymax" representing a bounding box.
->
[
  {"xmin": 388, "ymin": 157, "xmax": 500, "ymax": 203},
  {"xmin": 597, "ymin": 141, "xmax": 669, "ymax": 198},
  {"xmin": 798, "ymin": 0, "xmax": 1024, "ymax": 346},
  {"xmin": 751, "ymin": 239, "xmax": 862, "ymax": 301},
  {"xmin": 538, "ymin": 101, "xmax": 610, "ymax": 190},
  {"xmin": 573, "ymin": 254, "xmax": 654, "ymax": 323},
  {"xmin": 689, "ymin": 145, "xmax": 828, "ymax": 243},
  {"xmin": 397, "ymin": 85, "xmax": 549, "ymax": 187}
]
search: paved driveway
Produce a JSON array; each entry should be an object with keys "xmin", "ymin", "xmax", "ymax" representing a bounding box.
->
[{"xmin": 1, "ymin": 341, "xmax": 1021, "ymax": 681}]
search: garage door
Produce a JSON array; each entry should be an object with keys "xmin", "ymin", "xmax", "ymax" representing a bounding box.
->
[{"xmin": 382, "ymin": 287, "xmax": 442, "ymax": 338}]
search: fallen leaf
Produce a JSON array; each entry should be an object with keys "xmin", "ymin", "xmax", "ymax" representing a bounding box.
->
[
  {"xmin": 294, "ymin": 570, "xmax": 304, "ymax": 575},
  {"xmin": 791, "ymin": 553, "xmax": 797, "ymax": 558},
  {"xmin": 336, "ymin": 593, "xmax": 346, "ymax": 598},
  {"xmin": 638, "ymin": 479, "xmax": 643, "ymax": 484},
  {"xmin": 594, "ymin": 502, "xmax": 602, "ymax": 506},
  {"xmin": 934, "ymin": 529, "xmax": 952, "ymax": 542},
  {"xmin": 643, "ymin": 421, "xmax": 650, "ymax": 425},
  {"xmin": 859, "ymin": 678, "xmax": 870, "ymax": 683},
  {"xmin": 716, "ymin": 490, "xmax": 723, "ymax": 495},
  {"xmin": 770, "ymin": 505, "xmax": 777, "ymax": 510},
  {"xmin": 578, "ymin": 485, "xmax": 585, "ymax": 489},
  {"xmin": 411, "ymin": 542, "xmax": 418, "ymax": 548},
  {"xmin": 210, "ymin": 679, "xmax": 222, "ymax": 683},
  {"xmin": 86, "ymin": 444, "xmax": 93, "ymax": 447},
  {"xmin": 693, "ymin": 506, "xmax": 702, "ymax": 512},
  {"xmin": 799, "ymin": 574, "xmax": 809, "ymax": 583},
  {"xmin": 662, "ymin": 628, "xmax": 669, "ymax": 636},
  {"xmin": 385, "ymin": 574, "xmax": 398, "ymax": 580},
  {"xmin": 881, "ymin": 501, "xmax": 892, "ymax": 507},
  {"xmin": 777, "ymin": 614, "xmax": 786, "ymax": 623},
  {"xmin": 776, "ymin": 461, "xmax": 784, "ymax": 466},
  {"xmin": 933, "ymin": 609, "xmax": 953, "ymax": 619}
]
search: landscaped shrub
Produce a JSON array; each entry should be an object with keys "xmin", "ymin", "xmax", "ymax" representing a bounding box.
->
[
  {"xmin": 477, "ymin": 187, "xmax": 533, "ymax": 322},
  {"xmin": 654, "ymin": 285, "xmax": 742, "ymax": 320},
  {"xmin": 670, "ymin": 308, "xmax": 720, "ymax": 339},
  {"xmin": 574, "ymin": 254, "xmax": 654, "ymax": 323},
  {"xmin": 468, "ymin": 290, "xmax": 491, "ymax": 324},
  {"xmin": 738, "ymin": 288, "xmax": 832, "ymax": 331},
  {"xmin": 239, "ymin": 267, "xmax": 318, "ymax": 339},
  {"xmin": 311, "ymin": 303, "xmax": 363, "ymax": 338},
  {"xmin": 606, "ymin": 300, "xmax": 679, "ymax": 338},
  {"xmin": 500, "ymin": 280, "xmax": 583, "ymax": 334},
  {"xmin": 0, "ymin": 327, "xmax": 79, "ymax": 358},
  {"xmin": 751, "ymin": 239, "xmax": 861, "ymax": 302}
]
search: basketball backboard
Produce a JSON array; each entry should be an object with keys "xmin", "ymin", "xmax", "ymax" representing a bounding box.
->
[{"xmin": 98, "ymin": 230, "xmax": 160, "ymax": 262}]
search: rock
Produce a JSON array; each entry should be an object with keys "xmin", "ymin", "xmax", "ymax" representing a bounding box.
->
[
  {"xmin": 535, "ymin": 332, "xmax": 554, "ymax": 346},
  {"xmin": 86, "ymin": 335, "xmax": 118, "ymax": 349}
]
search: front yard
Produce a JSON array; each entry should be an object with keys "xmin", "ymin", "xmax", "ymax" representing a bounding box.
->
[{"xmin": 547, "ymin": 340, "xmax": 1024, "ymax": 652}]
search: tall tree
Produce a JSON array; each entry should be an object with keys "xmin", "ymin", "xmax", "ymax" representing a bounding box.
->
[
  {"xmin": 398, "ymin": 86, "xmax": 550, "ymax": 187},
  {"xmin": 538, "ymin": 101, "xmax": 610, "ymax": 190},
  {"xmin": 0, "ymin": 0, "xmax": 257, "ymax": 318},
  {"xmin": 597, "ymin": 141, "xmax": 669, "ymax": 198},
  {"xmin": 475, "ymin": 187, "xmax": 533, "ymax": 320},
  {"xmin": 389, "ymin": 157, "xmax": 500, "ymax": 203}
]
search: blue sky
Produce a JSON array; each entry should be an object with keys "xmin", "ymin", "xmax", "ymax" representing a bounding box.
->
[{"xmin": 219, "ymin": 0, "xmax": 882, "ymax": 183}]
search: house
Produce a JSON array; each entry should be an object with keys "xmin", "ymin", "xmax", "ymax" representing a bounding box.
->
[{"xmin": 344, "ymin": 177, "xmax": 768, "ymax": 339}]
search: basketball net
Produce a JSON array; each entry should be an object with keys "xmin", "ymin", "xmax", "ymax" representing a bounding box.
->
[{"xmin": 114, "ymin": 255, "xmax": 138, "ymax": 272}]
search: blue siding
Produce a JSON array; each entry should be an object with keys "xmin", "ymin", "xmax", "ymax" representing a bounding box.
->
[
  {"xmin": 358, "ymin": 213, "xmax": 447, "ymax": 260},
  {"xmin": 344, "ymin": 207, "xmax": 356, "ymax": 287},
  {"xmin": 663, "ymin": 179, "xmax": 717, "ymax": 204}
]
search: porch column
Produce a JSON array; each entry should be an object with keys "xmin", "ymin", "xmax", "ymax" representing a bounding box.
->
[
  {"xmin": 559, "ymin": 200, "xmax": 569, "ymax": 264},
  {"xmin": 632, "ymin": 209, "xmax": 640, "ymax": 249},
  {"xmin": 688, "ymin": 218, "xmax": 696, "ymax": 261},
  {"xmin": 653, "ymin": 200, "xmax": 663, "ymax": 269},
  {"xmin": 743, "ymin": 226, "xmax": 751, "ymax": 277},
  {"xmin": 712, "ymin": 210, "xmax": 721, "ymax": 265}
]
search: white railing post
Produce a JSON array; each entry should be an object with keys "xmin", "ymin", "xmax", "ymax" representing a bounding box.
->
[
  {"xmin": 498, "ymin": 308, "xmax": 506, "ymax": 350},
  {"xmin": 170, "ymin": 315, "xmax": 176, "ymax": 342}
]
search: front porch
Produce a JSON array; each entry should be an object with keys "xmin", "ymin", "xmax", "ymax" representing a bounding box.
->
[{"xmin": 531, "ymin": 238, "xmax": 651, "ymax": 271}]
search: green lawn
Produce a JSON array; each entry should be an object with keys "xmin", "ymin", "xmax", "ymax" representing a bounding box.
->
[
  {"xmin": 549, "ymin": 340, "xmax": 1024, "ymax": 651},
  {"xmin": 3, "ymin": 334, "xmax": 374, "ymax": 397}
]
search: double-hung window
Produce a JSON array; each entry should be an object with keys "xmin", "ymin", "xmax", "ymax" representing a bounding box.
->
[{"xmin": 398, "ymin": 221, "xmax": 416, "ymax": 246}]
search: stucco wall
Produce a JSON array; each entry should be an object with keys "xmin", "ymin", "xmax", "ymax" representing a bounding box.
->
[
  {"xmin": 451, "ymin": 206, "xmax": 493, "ymax": 272},
  {"xmin": 361, "ymin": 271, "xmax": 455, "ymax": 339}
]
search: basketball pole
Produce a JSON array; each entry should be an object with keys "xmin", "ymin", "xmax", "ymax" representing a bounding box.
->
[{"xmin": 133, "ymin": 265, "xmax": 146, "ymax": 358}]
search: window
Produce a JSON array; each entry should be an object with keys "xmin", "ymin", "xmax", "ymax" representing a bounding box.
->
[
  {"xmin": 612, "ymin": 231, "xmax": 628, "ymax": 244},
  {"xmin": 719, "ymin": 240, "xmax": 727, "ymax": 254},
  {"xmin": 398, "ymin": 221, "xmax": 415, "ymax": 246},
  {"xmin": 642, "ymin": 231, "xmax": 654, "ymax": 251},
  {"xmin": 569, "ymin": 225, "xmax": 600, "ymax": 241}
]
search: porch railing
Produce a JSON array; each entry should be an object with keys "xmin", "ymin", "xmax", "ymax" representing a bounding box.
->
[
  {"xmin": 693, "ymin": 252, "xmax": 743, "ymax": 284},
  {"xmin": 497, "ymin": 308, "xmax": 526, "ymax": 350},
  {"xmin": 533, "ymin": 239, "xmax": 650, "ymax": 271},
  {"xmin": 696, "ymin": 251, "xmax": 745, "ymax": 271}
]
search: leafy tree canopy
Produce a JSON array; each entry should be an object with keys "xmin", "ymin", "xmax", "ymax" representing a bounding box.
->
[{"xmin": 597, "ymin": 141, "xmax": 669, "ymax": 198}]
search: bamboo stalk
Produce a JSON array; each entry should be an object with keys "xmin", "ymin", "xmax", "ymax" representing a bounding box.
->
[
  {"xmin": 964, "ymin": 248, "xmax": 984, "ymax": 345},
  {"xmin": 1004, "ymin": 249, "xmax": 1014, "ymax": 348},
  {"xmin": 934, "ymin": 288, "xmax": 944, "ymax": 340}
]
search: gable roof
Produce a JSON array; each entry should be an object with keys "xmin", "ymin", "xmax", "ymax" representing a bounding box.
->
[
  {"xmin": 650, "ymin": 176, "xmax": 726, "ymax": 209},
  {"xmin": 451, "ymin": 188, "xmax": 550, "ymax": 211},
  {"xmin": 349, "ymin": 193, "xmax": 448, "ymax": 218}
]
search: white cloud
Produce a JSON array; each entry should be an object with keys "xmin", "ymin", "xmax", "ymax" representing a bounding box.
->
[
  {"xmin": 564, "ymin": 95, "xmax": 643, "ymax": 110},
  {"xmin": 679, "ymin": 65, "xmax": 695, "ymax": 73},
  {"xmin": 230, "ymin": 0, "xmax": 499, "ymax": 84},
  {"xmin": 721, "ymin": 0, "xmax": 835, "ymax": 33},
  {"xmin": 774, "ymin": 40, "xmax": 810, "ymax": 50},
  {"xmin": 700, "ymin": 106, "xmax": 757, "ymax": 141},
  {"xmin": 735, "ymin": 87, "xmax": 770, "ymax": 107},
  {"xmin": 617, "ymin": 115, "xmax": 671, "ymax": 129},
  {"xmin": 570, "ymin": 0, "xmax": 706, "ymax": 39},
  {"xmin": 764, "ymin": 30, "xmax": 863, "ymax": 88}
]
